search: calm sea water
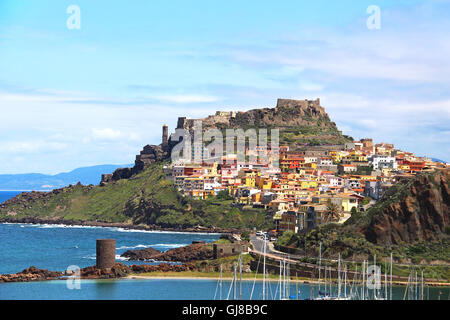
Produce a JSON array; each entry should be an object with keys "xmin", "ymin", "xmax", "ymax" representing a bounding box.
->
[
  {"xmin": 0, "ymin": 191, "xmax": 23, "ymax": 204},
  {"xmin": 1, "ymin": 276, "xmax": 448, "ymax": 300}
]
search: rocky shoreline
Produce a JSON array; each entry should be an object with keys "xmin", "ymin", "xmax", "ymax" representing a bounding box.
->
[
  {"xmin": 0, "ymin": 217, "xmax": 229, "ymax": 234},
  {"xmin": 0, "ymin": 263, "xmax": 199, "ymax": 283}
]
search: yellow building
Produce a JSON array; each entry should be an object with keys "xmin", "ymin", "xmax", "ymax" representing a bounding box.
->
[
  {"xmin": 302, "ymin": 162, "xmax": 317, "ymax": 170},
  {"xmin": 239, "ymin": 170, "xmax": 260, "ymax": 188},
  {"xmin": 300, "ymin": 180, "xmax": 318, "ymax": 189},
  {"xmin": 398, "ymin": 164, "xmax": 410, "ymax": 171},
  {"xmin": 348, "ymin": 152, "xmax": 367, "ymax": 162},
  {"xmin": 256, "ymin": 176, "xmax": 273, "ymax": 190},
  {"xmin": 341, "ymin": 196, "xmax": 358, "ymax": 212}
]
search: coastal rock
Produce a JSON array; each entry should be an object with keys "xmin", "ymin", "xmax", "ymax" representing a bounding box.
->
[
  {"xmin": 0, "ymin": 266, "xmax": 64, "ymax": 283},
  {"xmin": 0, "ymin": 261, "xmax": 204, "ymax": 283},
  {"xmin": 121, "ymin": 247, "xmax": 162, "ymax": 261},
  {"xmin": 121, "ymin": 243, "xmax": 214, "ymax": 262}
]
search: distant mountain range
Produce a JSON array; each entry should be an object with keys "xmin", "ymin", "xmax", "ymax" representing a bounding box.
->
[
  {"xmin": 0, "ymin": 164, "xmax": 133, "ymax": 191},
  {"xmin": 431, "ymin": 158, "xmax": 448, "ymax": 164}
]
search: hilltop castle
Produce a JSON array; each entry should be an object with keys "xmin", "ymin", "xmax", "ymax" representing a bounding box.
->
[{"xmin": 101, "ymin": 98, "xmax": 338, "ymax": 184}]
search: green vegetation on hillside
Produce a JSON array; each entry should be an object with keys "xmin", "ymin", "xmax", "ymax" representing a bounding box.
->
[{"xmin": 0, "ymin": 164, "xmax": 272, "ymax": 230}]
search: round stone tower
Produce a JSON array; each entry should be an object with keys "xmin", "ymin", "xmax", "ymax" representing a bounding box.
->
[{"xmin": 96, "ymin": 239, "xmax": 116, "ymax": 269}]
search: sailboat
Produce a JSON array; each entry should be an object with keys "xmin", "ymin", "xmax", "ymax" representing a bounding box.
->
[{"xmin": 316, "ymin": 254, "xmax": 352, "ymax": 300}]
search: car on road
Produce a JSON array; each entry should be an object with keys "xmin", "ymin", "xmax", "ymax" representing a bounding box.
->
[{"xmin": 255, "ymin": 231, "xmax": 264, "ymax": 237}]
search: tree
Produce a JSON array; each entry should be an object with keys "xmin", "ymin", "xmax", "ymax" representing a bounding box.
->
[
  {"xmin": 324, "ymin": 199, "xmax": 342, "ymax": 223},
  {"xmin": 215, "ymin": 190, "xmax": 233, "ymax": 200},
  {"xmin": 241, "ymin": 231, "xmax": 250, "ymax": 242}
]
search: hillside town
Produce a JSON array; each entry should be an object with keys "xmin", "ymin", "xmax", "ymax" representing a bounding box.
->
[{"xmin": 164, "ymin": 135, "xmax": 448, "ymax": 238}]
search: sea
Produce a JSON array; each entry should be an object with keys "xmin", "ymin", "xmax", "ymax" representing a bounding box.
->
[{"xmin": 0, "ymin": 191, "xmax": 448, "ymax": 300}]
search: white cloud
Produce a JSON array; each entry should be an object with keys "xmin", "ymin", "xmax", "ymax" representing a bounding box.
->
[
  {"xmin": 91, "ymin": 128, "xmax": 122, "ymax": 141},
  {"xmin": 298, "ymin": 81, "xmax": 324, "ymax": 92},
  {"xmin": 154, "ymin": 94, "xmax": 220, "ymax": 103},
  {"xmin": 0, "ymin": 141, "xmax": 68, "ymax": 155}
]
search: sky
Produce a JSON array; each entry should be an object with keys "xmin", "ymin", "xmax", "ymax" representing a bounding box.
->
[{"xmin": 0, "ymin": 0, "xmax": 449, "ymax": 174}]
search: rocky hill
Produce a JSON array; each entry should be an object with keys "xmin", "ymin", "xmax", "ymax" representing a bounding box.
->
[
  {"xmin": 177, "ymin": 98, "xmax": 351, "ymax": 148},
  {"xmin": 178, "ymin": 99, "xmax": 332, "ymax": 129},
  {"xmin": 0, "ymin": 164, "xmax": 271, "ymax": 231},
  {"xmin": 359, "ymin": 168, "xmax": 449, "ymax": 246}
]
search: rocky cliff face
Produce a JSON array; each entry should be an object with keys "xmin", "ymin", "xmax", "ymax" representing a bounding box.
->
[
  {"xmin": 101, "ymin": 144, "xmax": 170, "ymax": 184},
  {"xmin": 362, "ymin": 169, "xmax": 449, "ymax": 246}
]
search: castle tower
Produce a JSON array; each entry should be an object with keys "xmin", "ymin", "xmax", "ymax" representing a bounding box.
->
[
  {"xmin": 96, "ymin": 239, "xmax": 116, "ymax": 269},
  {"xmin": 162, "ymin": 124, "xmax": 168, "ymax": 145}
]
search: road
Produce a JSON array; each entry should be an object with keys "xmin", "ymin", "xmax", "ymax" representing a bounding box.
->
[{"xmin": 249, "ymin": 235, "xmax": 448, "ymax": 284}]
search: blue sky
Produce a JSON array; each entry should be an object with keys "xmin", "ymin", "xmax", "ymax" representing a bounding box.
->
[{"xmin": 0, "ymin": 0, "xmax": 449, "ymax": 174}]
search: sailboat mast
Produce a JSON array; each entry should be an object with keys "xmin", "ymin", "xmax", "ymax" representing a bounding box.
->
[
  {"xmin": 239, "ymin": 253, "xmax": 242, "ymax": 300},
  {"xmin": 329, "ymin": 266, "xmax": 332, "ymax": 297},
  {"xmin": 362, "ymin": 260, "xmax": 365, "ymax": 300},
  {"xmin": 384, "ymin": 262, "xmax": 387, "ymax": 300},
  {"xmin": 220, "ymin": 264, "xmax": 223, "ymax": 300},
  {"xmin": 421, "ymin": 269, "xmax": 424, "ymax": 300},
  {"xmin": 415, "ymin": 271, "xmax": 418, "ymax": 300},
  {"xmin": 390, "ymin": 253, "xmax": 393, "ymax": 300},
  {"xmin": 344, "ymin": 264, "xmax": 347, "ymax": 298},
  {"xmin": 318, "ymin": 242, "xmax": 322, "ymax": 293},
  {"xmin": 233, "ymin": 263, "xmax": 237, "ymax": 300},
  {"xmin": 262, "ymin": 239, "xmax": 266, "ymax": 300},
  {"xmin": 287, "ymin": 256, "xmax": 290, "ymax": 298},
  {"xmin": 338, "ymin": 253, "xmax": 341, "ymax": 298},
  {"xmin": 367, "ymin": 261, "xmax": 370, "ymax": 300},
  {"xmin": 279, "ymin": 260, "xmax": 282, "ymax": 300},
  {"xmin": 383, "ymin": 263, "xmax": 387, "ymax": 299},
  {"xmin": 283, "ymin": 258, "xmax": 286, "ymax": 299},
  {"xmin": 373, "ymin": 254, "xmax": 376, "ymax": 299}
]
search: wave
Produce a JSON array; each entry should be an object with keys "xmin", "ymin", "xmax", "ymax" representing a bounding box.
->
[
  {"xmin": 116, "ymin": 243, "xmax": 187, "ymax": 251},
  {"xmin": 0, "ymin": 222, "xmax": 221, "ymax": 235},
  {"xmin": 115, "ymin": 255, "xmax": 129, "ymax": 261},
  {"xmin": 152, "ymin": 243, "xmax": 186, "ymax": 249},
  {"xmin": 82, "ymin": 254, "xmax": 130, "ymax": 262},
  {"xmin": 37, "ymin": 224, "xmax": 103, "ymax": 229},
  {"xmin": 113, "ymin": 228, "xmax": 221, "ymax": 235},
  {"xmin": 116, "ymin": 244, "xmax": 153, "ymax": 250}
]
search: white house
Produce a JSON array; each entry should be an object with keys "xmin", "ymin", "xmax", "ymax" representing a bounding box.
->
[{"xmin": 369, "ymin": 155, "xmax": 398, "ymax": 170}]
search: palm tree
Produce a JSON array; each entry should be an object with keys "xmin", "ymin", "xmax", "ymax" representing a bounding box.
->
[{"xmin": 324, "ymin": 200, "xmax": 341, "ymax": 223}]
